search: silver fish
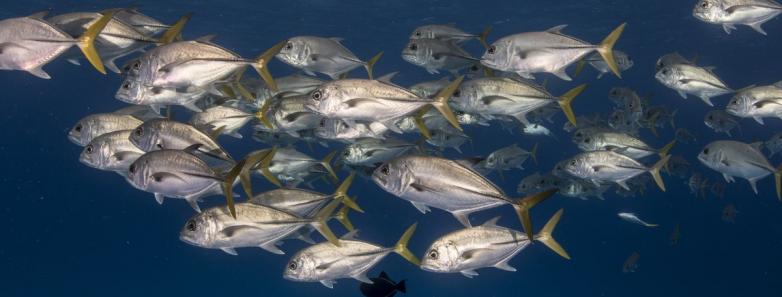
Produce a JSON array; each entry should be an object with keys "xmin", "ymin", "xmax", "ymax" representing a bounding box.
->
[
  {"xmin": 283, "ymin": 224, "xmax": 420, "ymax": 288},
  {"xmin": 249, "ymin": 174, "xmax": 360, "ymax": 217},
  {"xmin": 655, "ymin": 52, "xmax": 696, "ymax": 72},
  {"xmin": 697, "ymin": 140, "xmax": 781, "ymax": 198},
  {"xmin": 426, "ymin": 127, "xmax": 471, "ymax": 153},
  {"xmin": 372, "ymin": 154, "xmax": 557, "ymax": 237},
  {"xmin": 341, "ymin": 138, "xmax": 419, "ymax": 167},
  {"xmin": 114, "ymin": 8, "xmax": 170, "ymax": 36},
  {"xmin": 262, "ymin": 95, "xmax": 323, "ymax": 137},
  {"xmin": 704, "ymin": 109, "xmax": 741, "ymax": 136},
  {"xmin": 561, "ymin": 150, "xmax": 669, "ymax": 191},
  {"xmin": 402, "ymin": 38, "xmax": 478, "ymax": 75},
  {"xmin": 129, "ymin": 119, "xmax": 231, "ymax": 161},
  {"xmin": 576, "ymin": 131, "xmax": 676, "ymax": 160},
  {"xmin": 409, "ymin": 24, "xmax": 488, "ymax": 44},
  {"xmin": 693, "ymin": 0, "xmax": 782, "ymax": 35},
  {"xmin": 655, "ymin": 64, "xmax": 733, "ymax": 107},
  {"xmin": 315, "ymin": 118, "xmax": 388, "ymax": 142},
  {"xmin": 580, "ymin": 50, "xmax": 633, "ymax": 79},
  {"xmin": 189, "ymin": 103, "xmax": 253, "ymax": 139},
  {"xmin": 69, "ymin": 112, "xmax": 144, "ymax": 146},
  {"xmin": 180, "ymin": 199, "xmax": 341, "ymax": 255},
  {"xmin": 725, "ymin": 82, "xmax": 782, "ymax": 125},
  {"xmin": 484, "ymin": 143, "xmax": 537, "ymax": 171},
  {"xmin": 247, "ymin": 147, "xmax": 337, "ymax": 188},
  {"xmin": 410, "ymin": 77, "xmax": 450, "ymax": 98},
  {"xmin": 116, "ymin": 77, "xmax": 209, "ymax": 112},
  {"xmin": 420, "ymin": 211, "xmax": 569, "ymax": 277},
  {"xmin": 276, "ymin": 36, "xmax": 381, "ymax": 79},
  {"xmin": 79, "ymin": 130, "xmax": 144, "ymax": 175},
  {"xmin": 521, "ymin": 123, "xmax": 556, "ymax": 138},
  {"xmin": 0, "ymin": 11, "xmax": 113, "ymax": 77},
  {"xmin": 480, "ymin": 23, "xmax": 626, "ymax": 81},
  {"xmin": 617, "ymin": 212, "xmax": 658, "ymax": 227}
]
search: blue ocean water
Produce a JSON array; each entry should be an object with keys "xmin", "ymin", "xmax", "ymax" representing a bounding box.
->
[{"xmin": 2, "ymin": 0, "xmax": 782, "ymax": 296}]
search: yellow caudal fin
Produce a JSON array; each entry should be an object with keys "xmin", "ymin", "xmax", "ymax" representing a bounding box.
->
[
  {"xmin": 320, "ymin": 151, "xmax": 339, "ymax": 181},
  {"xmin": 512, "ymin": 188, "xmax": 558, "ymax": 240},
  {"xmin": 431, "ymin": 75, "xmax": 465, "ymax": 131},
  {"xmin": 252, "ymin": 41, "xmax": 287, "ymax": 93},
  {"xmin": 254, "ymin": 97, "xmax": 274, "ymax": 129},
  {"xmin": 596, "ymin": 23, "xmax": 627, "ymax": 78},
  {"xmin": 364, "ymin": 52, "xmax": 384, "ymax": 80},
  {"xmin": 775, "ymin": 164, "xmax": 782, "ymax": 201},
  {"xmin": 649, "ymin": 155, "xmax": 671, "ymax": 191},
  {"xmin": 478, "ymin": 26, "xmax": 492, "ymax": 50},
  {"xmin": 393, "ymin": 223, "xmax": 421, "ymax": 266},
  {"xmin": 659, "ymin": 139, "xmax": 676, "ymax": 158},
  {"xmin": 534, "ymin": 209, "xmax": 571, "ymax": 260},
  {"xmin": 332, "ymin": 172, "xmax": 363, "ymax": 212},
  {"xmin": 77, "ymin": 11, "xmax": 116, "ymax": 75},
  {"xmin": 529, "ymin": 142, "xmax": 539, "ymax": 165},
  {"xmin": 413, "ymin": 106, "xmax": 433, "ymax": 139},
  {"xmin": 236, "ymin": 148, "xmax": 273, "ymax": 197},
  {"xmin": 220, "ymin": 158, "xmax": 246, "ymax": 219},
  {"xmin": 158, "ymin": 13, "xmax": 192, "ymax": 44},
  {"xmin": 311, "ymin": 200, "xmax": 342, "ymax": 246},
  {"xmin": 333, "ymin": 196, "xmax": 357, "ymax": 231},
  {"xmin": 558, "ymin": 84, "xmax": 587, "ymax": 128},
  {"xmin": 232, "ymin": 67, "xmax": 255, "ymax": 101}
]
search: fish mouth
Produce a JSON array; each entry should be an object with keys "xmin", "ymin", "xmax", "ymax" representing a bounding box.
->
[{"xmin": 68, "ymin": 133, "xmax": 84, "ymax": 146}]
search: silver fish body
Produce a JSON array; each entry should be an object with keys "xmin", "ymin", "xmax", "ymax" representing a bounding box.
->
[
  {"xmin": 129, "ymin": 119, "xmax": 231, "ymax": 161},
  {"xmin": 698, "ymin": 140, "xmax": 779, "ymax": 195},
  {"xmin": 276, "ymin": 36, "xmax": 368, "ymax": 79},
  {"xmin": 79, "ymin": 130, "xmax": 145, "ymax": 175},
  {"xmin": 725, "ymin": 83, "xmax": 782, "ymax": 124},
  {"xmin": 693, "ymin": 0, "xmax": 782, "ymax": 35},
  {"xmin": 655, "ymin": 64, "xmax": 732, "ymax": 106},
  {"xmin": 402, "ymin": 38, "xmax": 477, "ymax": 75},
  {"xmin": 69, "ymin": 113, "xmax": 144, "ymax": 146},
  {"xmin": 189, "ymin": 104, "xmax": 253, "ymax": 139}
]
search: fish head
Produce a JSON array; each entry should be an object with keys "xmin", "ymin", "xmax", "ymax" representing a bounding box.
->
[
  {"xmin": 563, "ymin": 156, "xmax": 590, "ymax": 178},
  {"xmin": 276, "ymin": 38, "xmax": 309, "ymax": 68},
  {"xmin": 125, "ymin": 156, "xmax": 151, "ymax": 191},
  {"xmin": 450, "ymin": 83, "xmax": 478, "ymax": 109},
  {"xmin": 115, "ymin": 78, "xmax": 145, "ymax": 104},
  {"xmin": 608, "ymin": 87, "xmax": 631, "ymax": 104},
  {"xmin": 305, "ymin": 83, "xmax": 342, "ymax": 117},
  {"xmin": 577, "ymin": 134, "xmax": 599, "ymax": 151},
  {"xmin": 697, "ymin": 142, "xmax": 722, "ymax": 169},
  {"xmin": 401, "ymin": 40, "xmax": 430, "ymax": 67},
  {"xmin": 654, "ymin": 65, "xmax": 682, "ymax": 88},
  {"xmin": 283, "ymin": 252, "xmax": 318, "ymax": 282},
  {"xmin": 410, "ymin": 26, "xmax": 437, "ymax": 40},
  {"xmin": 68, "ymin": 117, "xmax": 93, "ymax": 146},
  {"xmin": 693, "ymin": 0, "xmax": 725, "ymax": 24},
  {"xmin": 725, "ymin": 93, "xmax": 752, "ymax": 117},
  {"xmin": 703, "ymin": 110, "xmax": 720, "ymax": 128},
  {"xmin": 121, "ymin": 58, "xmax": 141, "ymax": 77},
  {"xmin": 340, "ymin": 146, "xmax": 363, "ymax": 165},
  {"xmin": 616, "ymin": 51, "xmax": 634, "ymax": 70},
  {"xmin": 179, "ymin": 213, "xmax": 216, "ymax": 247},
  {"xmin": 480, "ymin": 38, "xmax": 512, "ymax": 70},
  {"xmin": 420, "ymin": 239, "xmax": 460, "ymax": 273},
  {"xmin": 129, "ymin": 120, "xmax": 161, "ymax": 152},
  {"xmin": 371, "ymin": 159, "xmax": 412, "ymax": 195},
  {"xmin": 79, "ymin": 138, "xmax": 109, "ymax": 169}
]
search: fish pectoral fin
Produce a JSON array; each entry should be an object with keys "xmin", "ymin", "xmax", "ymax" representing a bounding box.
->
[
  {"xmin": 154, "ymin": 193, "xmax": 165, "ymax": 204},
  {"xmin": 723, "ymin": 173, "xmax": 735, "ymax": 183},
  {"xmin": 220, "ymin": 247, "xmax": 238, "ymax": 255},
  {"xmin": 410, "ymin": 201, "xmax": 431, "ymax": 214},
  {"xmin": 111, "ymin": 151, "xmax": 141, "ymax": 162},
  {"xmin": 27, "ymin": 67, "xmax": 51, "ymax": 79},
  {"xmin": 319, "ymin": 280, "xmax": 336, "ymax": 289},
  {"xmin": 150, "ymin": 172, "xmax": 186, "ymax": 183},
  {"xmin": 494, "ymin": 260, "xmax": 517, "ymax": 272},
  {"xmin": 460, "ymin": 270, "xmax": 479, "ymax": 278},
  {"xmin": 753, "ymin": 99, "xmax": 782, "ymax": 108},
  {"xmin": 615, "ymin": 180, "xmax": 630, "ymax": 191},
  {"xmin": 481, "ymin": 96, "xmax": 515, "ymax": 105},
  {"xmin": 453, "ymin": 211, "xmax": 472, "ymax": 227},
  {"xmin": 344, "ymin": 98, "xmax": 380, "ymax": 108},
  {"xmin": 219, "ymin": 225, "xmax": 263, "ymax": 238},
  {"xmin": 315, "ymin": 259, "xmax": 341, "ymax": 271},
  {"xmin": 259, "ymin": 242, "xmax": 285, "ymax": 255}
]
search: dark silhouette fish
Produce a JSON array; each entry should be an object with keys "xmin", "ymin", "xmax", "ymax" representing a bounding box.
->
[{"xmin": 360, "ymin": 271, "xmax": 406, "ymax": 297}]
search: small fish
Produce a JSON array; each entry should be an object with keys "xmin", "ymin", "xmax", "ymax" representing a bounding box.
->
[
  {"xmin": 79, "ymin": 130, "xmax": 145, "ymax": 176},
  {"xmin": 480, "ymin": 23, "xmax": 626, "ymax": 81},
  {"xmin": 115, "ymin": 77, "xmax": 209, "ymax": 112},
  {"xmin": 618, "ymin": 212, "xmax": 658, "ymax": 227},
  {"xmin": 341, "ymin": 138, "xmax": 419, "ymax": 167},
  {"xmin": 725, "ymin": 82, "xmax": 782, "ymax": 125},
  {"xmin": 688, "ymin": 172, "xmax": 710, "ymax": 198},
  {"xmin": 0, "ymin": 11, "xmax": 114, "ymax": 78},
  {"xmin": 576, "ymin": 131, "xmax": 675, "ymax": 160},
  {"xmin": 409, "ymin": 24, "xmax": 489, "ymax": 45},
  {"xmin": 484, "ymin": 143, "xmax": 538, "ymax": 172},
  {"xmin": 655, "ymin": 64, "xmax": 733, "ymax": 107},
  {"xmin": 704, "ymin": 109, "xmax": 741, "ymax": 136},
  {"xmin": 656, "ymin": 52, "xmax": 697, "ymax": 71},
  {"xmin": 675, "ymin": 128, "xmax": 697, "ymax": 144},
  {"xmin": 521, "ymin": 123, "xmax": 557, "ymax": 139},
  {"xmin": 608, "ymin": 109, "xmax": 641, "ymax": 136},
  {"xmin": 245, "ymin": 147, "xmax": 338, "ymax": 188},
  {"xmin": 129, "ymin": 119, "xmax": 232, "ymax": 161},
  {"xmin": 420, "ymin": 211, "xmax": 570, "ymax": 278},
  {"xmin": 249, "ymin": 174, "xmax": 361, "ymax": 217},
  {"xmin": 276, "ymin": 36, "xmax": 382, "ymax": 79},
  {"xmin": 315, "ymin": 118, "xmax": 388, "ymax": 142},
  {"xmin": 711, "ymin": 181, "xmax": 726, "ymax": 198},
  {"xmin": 764, "ymin": 132, "xmax": 782, "ymax": 157},
  {"xmin": 359, "ymin": 271, "xmax": 406, "ymax": 297},
  {"xmin": 558, "ymin": 178, "xmax": 609, "ymax": 200},
  {"xmin": 189, "ymin": 103, "xmax": 253, "ymax": 139},
  {"xmin": 669, "ymin": 224, "xmax": 681, "ymax": 246},
  {"xmin": 580, "ymin": 50, "xmax": 634, "ymax": 79},
  {"xmin": 402, "ymin": 38, "xmax": 478, "ymax": 75},
  {"xmin": 410, "ymin": 77, "xmax": 450, "ymax": 98},
  {"xmin": 622, "ymin": 251, "xmax": 640, "ymax": 273},
  {"xmin": 426, "ymin": 127, "xmax": 471, "ymax": 153},
  {"xmin": 722, "ymin": 203, "xmax": 738, "ymax": 223},
  {"xmin": 664, "ymin": 155, "xmax": 692, "ymax": 178},
  {"xmin": 283, "ymin": 224, "xmax": 420, "ymax": 288},
  {"xmin": 693, "ymin": 0, "xmax": 782, "ymax": 35},
  {"xmin": 698, "ymin": 140, "xmax": 781, "ymax": 198}
]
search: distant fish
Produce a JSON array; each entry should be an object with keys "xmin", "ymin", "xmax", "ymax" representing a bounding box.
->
[
  {"xmin": 359, "ymin": 271, "xmax": 407, "ymax": 297},
  {"xmin": 722, "ymin": 203, "xmax": 739, "ymax": 223},
  {"xmin": 622, "ymin": 251, "xmax": 640, "ymax": 273},
  {"xmin": 693, "ymin": 0, "xmax": 782, "ymax": 35},
  {"xmin": 409, "ymin": 24, "xmax": 490, "ymax": 45},
  {"xmin": 276, "ymin": 36, "xmax": 382, "ymax": 79},
  {"xmin": 765, "ymin": 132, "xmax": 782, "ymax": 157},
  {"xmin": 704, "ymin": 109, "xmax": 741, "ymax": 137},
  {"xmin": 655, "ymin": 63, "xmax": 733, "ymax": 107},
  {"xmin": 618, "ymin": 212, "xmax": 658, "ymax": 227},
  {"xmin": 669, "ymin": 224, "xmax": 681, "ymax": 246},
  {"xmin": 698, "ymin": 140, "xmax": 781, "ymax": 199},
  {"xmin": 402, "ymin": 38, "xmax": 479, "ymax": 75}
]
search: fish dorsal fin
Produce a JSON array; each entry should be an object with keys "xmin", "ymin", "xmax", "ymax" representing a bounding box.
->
[
  {"xmin": 28, "ymin": 11, "xmax": 50, "ymax": 19},
  {"xmin": 182, "ymin": 144, "xmax": 203, "ymax": 154},
  {"xmin": 703, "ymin": 66, "xmax": 717, "ymax": 72},
  {"xmin": 379, "ymin": 271, "xmax": 389, "ymax": 279},
  {"xmin": 481, "ymin": 216, "xmax": 502, "ymax": 227},
  {"xmin": 376, "ymin": 71, "xmax": 399, "ymax": 84},
  {"xmin": 735, "ymin": 84, "xmax": 757, "ymax": 93},
  {"xmin": 329, "ymin": 37, "xmax": 345, "ymax": 43},
  {"xmin": 196, "ymin": 34, "xmax": 217, "ymax": 43},
  {"xmin": 545, "ymin": 24, "xmax": 568, "ymax": 34},
  {"xmin": 340, "ymin": 229, "xmax": 360, "ymax": 240},
  {"xmin": 772, "ymin": 81, "xmax": 782, "ymax": 89},
  {"xmin": 749, "ymin": 141, "xmax": 764, "ymax": 152}
]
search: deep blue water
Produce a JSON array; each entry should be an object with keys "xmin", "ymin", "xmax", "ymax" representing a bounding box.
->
[{"xmin": 2, "ymin": 0, "xmax": 782, "ymax": 296}]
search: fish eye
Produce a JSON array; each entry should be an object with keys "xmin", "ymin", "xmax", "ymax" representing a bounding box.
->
[
  {"xmin": 611, "ymin": 90, "xmax": 618, "ymax": 96},
  {"xmin": 343, "ymin": 150, "xmax": 350, "ymax": 156},
  {"xmin": 700, "ymin": 1, "xmax": 709, "ymax": 8},
  {"xmin": 186, "ymin": 219, "xmax": 196, "ymax": 231},
  {"xmin": 487, "ymin": 45, "xmax": 496, "ymax": 55},
  {"xmin": 662, "ymin": 69, "xmax": 670, "ymax": 75},
  {"xmin": 319, "ymin": 119, "xmax": 326, "ymax": 128},
  {"xmin": 453, "ymin": 90, "xmax": 461, "ymax": 97},
  {"xmin": 284, "ymin": 42, "xmax": 293, "ymax": 50},
  {"xmin": 75, "ymin": 124, "xmax": 82, "ymax": 132},
  {"xmin": 288, "ymin": 262, "xmax": 298, "ymax": 270},
  {"xmin": 312, "ymin": 90, "xmax": 323, "ymax": 101},
  {"xmin": 122, "ymin": 82, "xmax": 131, "ymax": 90},
  {"xmin": 132, "ymin": 61, "xmax": 140, "ymax": 70},
  {"xmin": 380, "ymin": 164, "xmax": 390, "ymax": 175},
  {"xmin": 470, "ymin": 65, "xmax": 479, "ymax": 71},
  {"xmin": 428, "ymin": 250, "xmax": 439, "ymax": 259},
  {"xmin": 129, "ymin": 164, "xmax": 136, "ymax": 173},
  {"xmin": 708, "ymin": 115, "xmax": 713, "ymax": 120},
  {"xmin": 85, "ymin": 145, "xmax": 94, "ymax": 154},
  {"xmin": 409, "ymin": 43, "xmax": 418, "ymax": 51},
  {"xmin": 570, "ymin": 160, "xmax": 577, "ymax": 166},
  {"xmin": 455, "ymin": 111, "xmax": 464, "ymax": 116},
  {"xmin": 584, "ymin": 138, "xmax": 591, "ymax": 143},
  {"xmin": 730, "ymin": 100, "xmax": 737, "ymax": 105},
  {"xmin": 414, "ymin": 31, "xmax": 421, "ymax": 37},
  {"xmin": 135, "ymin": 127, "xmax": 144, "ymax": 136},
  {"xmin": 703, "ymin": 148, "xmax": 709, "ymax": 155}
]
